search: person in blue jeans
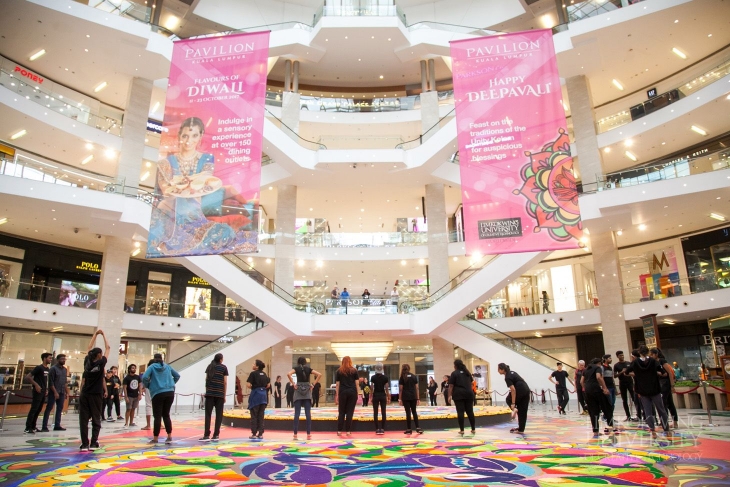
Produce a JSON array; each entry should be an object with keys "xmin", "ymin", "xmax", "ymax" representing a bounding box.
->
[
  {"xmin": 287, "ymin": 356, "xmax": 322, "ymax": 441},
  {"xmin": 142, "ymin": 353, "xmax": 180, "ymax": 446},
  {"xmin": 41, "ymin": 354, "xmax": 68, "ymax": 431}
]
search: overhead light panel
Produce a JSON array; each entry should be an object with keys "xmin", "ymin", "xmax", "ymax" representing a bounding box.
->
[
  {"xmin": 672, "ymin": 47, "xmax": 687, "ymax": 59},
  {"xmin": 152, "ymin": 101, "xmax": 160, "ymax": 112},
  {"xmin": 131, "ymin": 248, "xmax": 141, "ymax": 257},
  {"xmin": 625, "ymin": 151, "xmax": 637, "ymax": 162},
  {"xmin": 94, "ymin": 81, "xmax": 107, "ymax": 93},
  {"xmin": 105, "ymin": 148, "xmax": 117, "ymax": 159},
  {"xmin": 331, "ymin": 342, "xmax": 393, "ymax": 360},
  {"xmin": 11, "ymin": 129, "xmax": 27, "ymax": 140},
  {"xmin": 612, "ymin": 79, "xmax": 624, "ymax": 91},
  {"xmin": 0, "ymin": 218, "xmax": 7, "ymax": 226},
  {"xmin": 710, "ymin": 213, "xmax": 726, "ymax": 221},
  {"xmin": 81, "ymin": 155, "xmax": 93, "ymax": 165},
  {"xmin": 691, "ymin": 125, "xmax": 707, "ymax": 136},
  {"xmin": 29, "ymin": 49, "xmax": 46, "ymax": 61}
]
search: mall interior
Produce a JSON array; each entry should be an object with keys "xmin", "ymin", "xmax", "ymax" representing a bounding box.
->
[{"xmin": 0, "ymin": 0, "xmax": 729, "ymax": 485}]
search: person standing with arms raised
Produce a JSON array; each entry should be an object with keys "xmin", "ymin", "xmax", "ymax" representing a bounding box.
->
[
  {"xmin": 499, "ymin": 363, "xmax": 530, "ymax": 434},
  {"xmin": 549, "ymin": 362, "xmax": 574, "ymax": 415},
  {"xmin": 288, "ymin": 356, "xmax": 322, "ymax": 441},
  {"xmin": 142, "ymin": 353, "xmax": 180, "ymax": 446},
  {"xmin": 41, "ymin": 353, "xmax": 68, "ymax": 432},
  {"xmin": 399, "ymin": 364, "xmax": 423, "ymax": 435},
  {"xmin": 24, "ymin": 352, "xmax": 52, "ymax": 435},
  {"xmin": 370, "ymin": 362, "xmax": 390, "ymax": 435},
  {"xmin": 449, "ymin": 359, "xmax": 476, "ymax": 436},
  {"xmin": 78, "ymin": 330, "xmax": 110, "ymax": 451},
  {"xmin": 335, "ymin": 356, "xmax": 360, "ymax": 437},
  {"xmin": 200, "ymin": 353, "xmax": 227, "ymax": 442}
]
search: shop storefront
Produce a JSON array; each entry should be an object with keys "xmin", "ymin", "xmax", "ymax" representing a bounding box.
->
[{"xmin": 682, "ymin": 226, "xmax": 730, "ymax": 294}]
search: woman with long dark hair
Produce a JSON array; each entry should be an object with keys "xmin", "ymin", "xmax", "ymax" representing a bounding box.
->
[
  {"xmin": 449, "ymin": 359, "xmax": 476, "ymax": 435},
  {"xmin": 273, "ymin": 376, "xmax": 282, "ymax": 408},
  {"xmin": 142, "ymin": 353, "xmax": 180, "ymax": 445},
  {"xmin": 399, "ymin": 364, "xmax": 423, "ymax": 435},
  {"xmin": 498, "ymin": 363, "xmax": 530, "ymax": 434},
  {"xmin": 246, "ymin": 359, "xmax": 270, "ymax": 440},
  {"xmin": 335, "ymin": 356, "xmax": 360, "ymax": 436},
  {"xmin": 650, "ymin": 348, "xmax": 678, "ymax": 430},
  {"xmin": 200, "ymin": 353, "xmax": 227, "ymax": 442},
  {"xmin": 427, "ymin": 377, "xmax": 438, "ymax": 406},
  {"xmin": 288, "ymin": 356, "xmax": 322, "ymax": 440}
]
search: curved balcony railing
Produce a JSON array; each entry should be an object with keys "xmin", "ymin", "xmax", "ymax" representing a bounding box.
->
[
  {"xmin": 314, "ymin": 1, "xmax": 406, "ymax": 25},
  {"xmin": 396, "ymin": 108, "xmax": 456, "ymax": 150},
  {"xmin": 265, "ymin": 90, "xmax": 454, "ymax": 112},
  {"xmin": 264, "ymin": 108, "xmax": 327, "ymax": 150}
]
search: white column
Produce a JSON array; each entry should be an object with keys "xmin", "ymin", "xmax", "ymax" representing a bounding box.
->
[
  {"xmin": 426, "ymin": 183, "xmax": 450, "ymax": 292},
  {"xmin": 96, "ymin": 236, "xmax": 132, "ymax": 368},
  {"xmin": 284, "ymin": 59, "xmax": 292, "ymax": 92},
  {"xmin": 427, "ymin": 59, "xmax": 436, "ymax": 91},
  {"xmin": 592, "ymin": 230, "xmax": 631, "ymax": 356},
  {"xmin": 274, "ymin": 185, "xmax": 297, "ymax": 296},
  {"xmin": 420, "ymin": 91, "xmax": 440, "ymax": 136},
  {"xmin": 566, "ymin": 75, "xmax": 604, "ymax": 188},
  {"xmin": 281, "ymin": 92, "xmax": 301, "ymax": 135},
  {"xmin": 270, "ymin": 340, "xmax": 293, "ymax": 385},
  {"xmin": 117, "ymin": 78, "xmax": 153, "ymax": 193},
  {"xmin": 420, "ymin": 60, "xmax": 428, "ymax": 93},
  {"xmin": 432, "ymin": 337, "xmax": 454, "ymax": 384},
  {"xmin": 292, "ymin": 60, "xmax": 300, "ymax": 93}
]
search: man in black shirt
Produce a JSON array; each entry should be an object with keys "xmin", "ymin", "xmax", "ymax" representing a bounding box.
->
[
  {"xmin": 549, "ymin": 362, "xmax": 574, "ymax": 415},
  {"xmin": 441, "ymin": 375, "xmax": 451, "ymax": 406},
  {"xmin": 78, "ymin": 330, "xmax": 110, "ymax": 451},
  {"xmin": 614, "ymin": 351, "xmax": 639, "ymax": 421},
  {"xmin": 370, "ymin": 363, "xmax": 390, "ymax": 434},
  {"xmin": 24, "ymin": 352, "xmax": 52, "ymax": 434}
]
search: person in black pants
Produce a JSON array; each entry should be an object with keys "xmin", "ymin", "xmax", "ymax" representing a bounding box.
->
[
  {"xmin": 24, "ymin": 352, "xmax": 52, "ymax": 434},
  {"xmin": 574, "ymin": 361, "xmax": 588, "ymax": 415},
  {"xmin": 630, "ymin": 346, "xmax": 669, "ymax": 438},
  {"xmin": 78, "ymin": 330, "xmax": 110, "ymax": 451},
  {"xmin": 285, "ymin": 382, "xmax": 294, "ymax": 408},
  {"xmin": 399, "ymin": 364, "xmax": 423, "ymax": 435},
  {"xmin": 614, "ymin": 351, "xmax": 639, "ymax": 421},
  {"xmin": 549, "ymin": 362, "xmax": 574, "ymax": 415},
  {"xmin": 360, "ymin": 378, "xmax": 370, "ymax": 407},
  {"xmin": 312, "ymin": 382, "xmax": 321, "ymax": 408},
  {"xmin": 449, "ymin": 359, "xmax": 476, "ymax": 435},
  {"xmin": 427, "ymin": 377, "xmax": 438, "ymax": 406},
  {"xmin": 273, "ymin": 376, "xmax": 282, "ymax": 408},
  {"xmin": 142, "ymin": 353, "xmax": 181, "ymax": 445},
  {"xmin": 370, "ymin": 362, "xmax": 390, "ymax": 434},
  {"xmin": 246, "ymin": 359, "xmax": 270, "ymax": 439},
  {"xmin": 441, "ymin": 375, "xmax": 451, "ymax": 406},
  {"xmin": 200, "ymin": 353, "xmax": 228, "ymax": 441},
  {"xmin": 581, "ymin": 357, "xmax": 616, "ymax": 437},
  {"xmin": 335, "ymin": 356, "xmax": 360, "ymax": 436},
  {"xmin": 651, "ymin": 348, "xmax": 679, "ymax": 429},
  {"xmin": 499, "ymin": 363, "xmax": 530, "ymax": 434}
]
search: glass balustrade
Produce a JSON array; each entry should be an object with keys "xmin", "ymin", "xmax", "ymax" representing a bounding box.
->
[
  {"xmin": 408, "ymin": 21, "xmax": 497, "ymax": 37},
  {"xmin": 580, "ymin": 146, "xmax": 730, "ymax": 193},
  {"xmin": 264, "ymin": 90, "xmax": 454, "ymax": 112},
  {"xmin": 596, "ymin": 55, "xmax": 730, "ymax": 134},
  {"xmin": 293, "ymin": 232, "xmax": 428, "ymax": 247},
  {"xmin": 85, "ymin": 0, "xmax": 152, "ymax": 22},
  {"xmin": 264, "ymin": 109, "xmax": 327, "ymax": 150},
  {"xmin": 396, "ymin": 108, "xmax": 456, "ymax": 150},
  {"xmin": 314, "ymin": 1, "xmax": 407, "ymax": 25},
  {"xmin": 0, "ymin": 150, "xmax": 119, "ymax": 191}
]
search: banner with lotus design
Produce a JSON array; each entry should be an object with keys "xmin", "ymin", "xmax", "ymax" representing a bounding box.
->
[{"xmin": 451, "ymin": 30, "xmax": 583, "ymax": 255}]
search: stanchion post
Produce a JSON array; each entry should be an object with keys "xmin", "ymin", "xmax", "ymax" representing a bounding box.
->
[
  {"xmin": 548, "ymin": 390, "xmax": 554, "ymax": 410},
  {"xmin": 0, "ymin": 391, "xmax": 10, "ymax": 432},
  {"xmin": 701, "ymin": 381, "xmax": 716, "ymax": 427},
  {"xmin": 174, "ymin": 393, "xmax": 179, "ymax": 415},
  {"xmin": 192, "ymin": 393, "xmax": 196, "ymax": 413}
]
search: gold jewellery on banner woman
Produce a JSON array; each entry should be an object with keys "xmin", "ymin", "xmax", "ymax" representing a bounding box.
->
[{"xmin": 176, "ymin": 152, "xmax": 201, "ymax": 178}]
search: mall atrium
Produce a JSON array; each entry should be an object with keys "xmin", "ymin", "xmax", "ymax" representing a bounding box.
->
[{"xmin": 0, "ymin": 0, "xmax": 729, "ymax": 485}]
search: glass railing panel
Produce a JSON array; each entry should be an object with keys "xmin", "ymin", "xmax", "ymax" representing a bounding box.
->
[
  {"xmin": 85, "ymin": 0, "xmax": 152, "ymax": 23},
  {"xmin": 264, "ymin": 109, "xmax": 326, "ymax": 150},
  {"xmin": 621, "ymin": 276, "xmax": 720, "ymax": 305},
  {"xmin": 265, "ymin": 91, "xmax": 454, "ymax": 112},
  {"xmin": 316, "ymin": 2, "xmax": 406, "ymax": 24},
  {"xmin": 315, "ymin": 135, "xmax": 405, "ymax": 149},
  {"xmin": 319, "ymin": 296, "xmax": 400, "ymax": 315},
  {"xmin": 566, "ymin": 0, "xmax": 622, "ymax": 23},
  {"xmin": 407, "ymin": 21, "xmax": 498, "ymax": 37},
  {"xmin": 293, "ymin": 232, "xmax": 428, "ymax": 247},
  {"xmin": 396, "ymin": 108, "xmax": 456, "ymax": 150}
]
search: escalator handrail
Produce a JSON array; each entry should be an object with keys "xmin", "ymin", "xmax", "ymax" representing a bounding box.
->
[
  {"xmin": 467, "ymin": 317, "xmax": 577, "ymax": 371},
  {"xmin": 264, "ymin": 108, "xmax": 327, "ymax": 149},
  {"xmin": 395, "ymin": 107, "xmax": 455, "ymax": 149}
]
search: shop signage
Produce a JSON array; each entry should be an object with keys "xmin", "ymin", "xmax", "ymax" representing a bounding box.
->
[
  {"xmin": 450, "ymin": 30, "xmax": 582, "ymax": 255},
  {"xmin": 647, "ymin": 87, "xmax": 657, "ymax": 99},
  {"xmin": 218, "ymin": 336, "xmax": 234, "ymax": 343},
  {"xmin": 188, "ymin": 276, "xmax": 210, "ymax": 286},
  {"xmin": 146, "ymin": 119, "xmax": 164, "ymax": 134},
  {"xmin": 119, "ymin": 341, "xmax": 129, "ymax": 354},
  {"xmin": 75, "ymin": 261, "xmax": 101, "ymax": 273},
  {"xmin": 703, "ymin": 334, "xmax": 730, "ymax": 345},
  {"xmin": 641, "ymin": 313, "xmax": 660, "ymax": 349},
  {"xmin": 14, "ymin": 65, "xmax": 44, "ymax": 84}
]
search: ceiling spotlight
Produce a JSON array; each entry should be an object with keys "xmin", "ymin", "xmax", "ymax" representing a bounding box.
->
[
  {"xmin": 265, "ymin": 258, "xmax": 271, "ymax": 264},
  {"xmin": 624, "ymin": 139, "xmax": 633, "ymax": 147},
  {"xmin": 298, "ymin": 259, "xmax": 305, "ymax": 267},
  {"xmin": 104, "ymin": 148, "xmax": 117, "ymax": 159},
  {"xmin": 672, "ymin": 47, "xmax": 687, "ymax": 59},
  {"xmin": 85, "ymin": 143, "xmax": 94, "ymax": 150},
  {"xmin": 418, "ymin": 258, "xmax": 425, "ymax": 265},
  {"xmin": 638, "ymin": 224, "xmax": 647, "ymax": 230},
  {"xmin": 611, "ymin": 79, "xmax": 624, "ymax": 91},
  {"xmin": 616, "ymin": 230, "xmax": 623, "ymax": 236},
  {"xmin": 400, "ymin": 260, "xmax": 406, "ymax": 266},
  {"xmin": 603, "ymin": 147, "xmax": 611, "ymax": 153}
]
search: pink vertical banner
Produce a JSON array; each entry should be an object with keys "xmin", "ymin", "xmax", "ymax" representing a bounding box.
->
[
  {"xmin": 451, "ymin": 30, "xmax": 583, "ymax": 255},
  {"xmin": 147, "ymin": 31, "xmax": 269, "ymax": 258}
]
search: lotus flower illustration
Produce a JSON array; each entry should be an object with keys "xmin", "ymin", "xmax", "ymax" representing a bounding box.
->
[{"xmin": 513, "ymin": 129, "xmax": 583, "ymax": 243}]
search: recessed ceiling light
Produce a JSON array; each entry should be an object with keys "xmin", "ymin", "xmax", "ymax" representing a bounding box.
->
[
  {"xmin": 81, "ymin": 155, "xmax": 93, "ymax": 165},
  {"xmin": 10, "ymin": 129, "xmax": 26, "ymax": 140},
  {"xmin": 603, "ymin": 147, "xmax": 611, "ymax": 153},
  {"xmin": 104, "ymin": 148, "xmax": 116, "ymax": 159},
  {"xmin": 85, "ymin": 143, "xmax": 93, "ymax": 150},
  {"xmin": 625, "ymin": 150, "xmax": 637, "ymax": 162},
  {"xmin": 265, "ymin": 258, "xmax": 271, "ymax": 263},
  {"xmin": 29, "ymin": 49, "xmax": 46, "ymax": 61},
  {"xmin": 379, "ymin": 75, "xmax": 384, "ymax": 79},
  {"xmin": 638, "ymin": 224, "xmax": 647, "ymax": 230},
  {"xmin": 401, "ymin": 260, "xmax": 406, "ymax": 266},
  {"xmin": 94, "ymin": 81, "xmax": 107, "ymax": 92},
  {"xmin": 268, "ymin": 186, "xmax": 273, "ymax": 190},
  {"xmin": 691, "ymin": 125, "xmax": 707, "ymax": 136},
  {"xmin": 612, "ymin": 79, "xmax": 624, "ymax": 91},
  {"xmin": 418, "ymin": 258, "xmax": 425, "ymax": 265},
  {"xmin": 616, "ymin": 230, "xmax": 623, "ymax": 236},
  {"xmin": 674, "ymin": 19, "xmax": 679, "ymax": 23},
  {"xmin": 710, "ymin": 213, "xmax": 726, "ymax": 221},
  {"xmin": 672, "ymin": 47, "xmax": 687, "ymax": 59},
  {"xmin": 708, "ymin": 33, "xmax": 713, "ymax": 37},
  {"xmin": 624, "ymin": 139, "xmax": 633, "ymax": 147}
]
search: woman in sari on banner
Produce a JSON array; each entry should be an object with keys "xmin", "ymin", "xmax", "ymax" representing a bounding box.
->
[{"xmin": 149, "ymin": 117, "xmax": 257, "ymax": 256}]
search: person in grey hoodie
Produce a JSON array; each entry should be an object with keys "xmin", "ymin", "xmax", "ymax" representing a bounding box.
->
[{"xmin": 142, "ymin": 353, "xmax": 180, "ymax": 445}]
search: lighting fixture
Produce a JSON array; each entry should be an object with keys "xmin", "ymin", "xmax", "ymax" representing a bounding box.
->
[
  {"xmin": 672, "ymin": 47, "xmax": 687, "ymax": 59},
  {"xmin": 10, "ymin": 129, "xmax": 27, "ymax": 140},
  {"xmin": 0, "ymin": 218, "xmax": 7, "ymax": 226},
  {"xmin": 182, "ymin": 336, "xmax": 191, "ymax": 342},
  {"xmin": 164, "ymin": 15, "xmax": 179, "ymax": 30},
  {"xmin": 140, "ymin": 171, "xmax": 150, "ymax": 181},
  {"xmin": 152, "ymin": 101, "xmax": 160, "ymax": 112},
  {"xmin": 624, "ymin": 139, "xmax": 633, "ymax": 147},
  {"xmin": 401, "ymin": 260, "xmax": 406, "ymax": 266},
  {"xmin": 611, "ymin": 79, "xmax": 624, "ymax": 91},
  {"xmin": 265, "ymin": 258, "xmax": 271, "ymax": 263},
  {"xmin": 534, "ymin": 332, "xmax": 542, "ymax": 338},
  {"xmin": 298, "ymin": 259, "xmax": 305, "ymax": 267},
  {"xmin": 94, "ymin": 81, "xmax": 107, "ymax": 92},
  {"xmin": 247, "ymin": 257, "xmax": 253, "ymax": 263},
  {"xmin": 616, "ymin": 230, "xmax": 623, "ymax": 236},
  {"xmin": 418, "ymin": 258, "xmax": 425, "ymax": 265},
  {"xmin": 691, "ymin": 125, "xmax": 707, "ymax": 136},
  {"xmin": 81, "ymin": 155, "xmax": 93, "ymax": 165},
  {"xmin": 316, "ymin": 260, "xmax": 323, "ymax": 267},
  {"xmin": 29, "ymin": 49, "xmax": 46, "ymax": 61},
  {"xmin": 603, "ymin": 147, "xmax": 611, "ymax": 153},
  {"xmin": 330, "ymin": 342, "xmax": 393, "ymax": 360},
  {"xmin": 131, "ymin": 248, "xmax": 141, "ymax": 257},
  {"xmin": 638, "ymin": 224, "xmax": 647, "ymax": 230},
  {"xmin": 105, "ymin": 148, "xmax": 116, "ymax": 159},
  {"xmin": 379, "ymin": 75, "xmax": 384, "ymax": 79},
  {"xmin": 134, "ymin": 241, "xmax": 141, "ymax": 248},
  {"xmin": 625, "ymin": 151, "xmax": 637, "ymax": 162},
  {"xmin": 710, "ymin": 213, "xmax": 726, "ymax": 221},
  {"xmin": 85, "ymin": 143, "xmax": 94, "ymax": 150}
]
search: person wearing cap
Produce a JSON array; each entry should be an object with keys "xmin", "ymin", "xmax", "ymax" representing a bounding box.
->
[
  {"xmin": 142, "ymin": 353, "xmax": 180, "ymax": 446},
  {"xmin": 370, "ymin": 362, "xmax": 390, "ymax": 435},
  {"xmin": 78, "ymin": 330, "xmax": 110, "ymax": 451}
]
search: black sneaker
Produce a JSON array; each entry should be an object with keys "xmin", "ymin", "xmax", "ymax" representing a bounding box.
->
[
  {"xmin": 199, "ymin": 436, "xmax": 211, "ymax": 442},
  {"xmin": 23, "ymin": 429, "xmax": 35, "ymax": 435},
  {"xmin": 89, "ymin": 441, "xmax": 100, "ymax": 450},
  {"xmin": 54, "ymin": 426, "xmax": 67, "ymax": 431},
  {"xmin": 80, "ymin": 444, "xmax": 89, "ymax": 452},
  {"xmin": 416, "ymin": 428, "xmax": 424, "ymax": 434},
  {"xmin": 40, "ymin": 427, "xmax": 50, "ymax": 432},
  {"xmin": 404, "ymin": 430, "xmax": 412, "ymax": 435},
  {"xmin": 211, "ymin": 436, "xmax": 219, "ymax": 442}
]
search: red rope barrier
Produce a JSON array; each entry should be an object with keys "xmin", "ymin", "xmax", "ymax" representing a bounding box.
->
[
  {"xmin": 709, "ymin": 385, "xmax": 730, "ymax": 394},
  {"xmin": 674, "ymin": 386, "xmax": 700, "ymax": 394}
]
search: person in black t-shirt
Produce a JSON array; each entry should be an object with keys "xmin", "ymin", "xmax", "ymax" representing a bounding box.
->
[
  {"xmin": 335, "ymin": 356, "xmax": 360, "ymax": 436},
  {"xmin": 614, "ymin": 351, "xmax": 639, "ymax": 421},
  {"xmin": 629, "ymin": 345, "xmax": 669, "ymax": 437},
  {"xmin": 246, "ymin": 359, "xmax": 270, "ymax": 439},
  {"xmin": 581, "ymin": 357, "xmax": 615, "ymax": 436},
  {"xmin": 24, "ymin": 352, "xmax": 52, "ymax": 434},
  {"xmin": 78, "ymin": 330, "xmax": 110, "ymax": 451},
  {"xmin": 449, "ymin": 359, "xmax": 476, "ymax": 435},
  {"xmin": 650, "ymin": 348, "xmax": 678, "ymax": 429},
  {"xmin": 549, "ymin": 362, "xmax": 574, "ymax": 415},
  {"xmin": 440, "ymin": 375, "xmax": 451, "ymax": 406},
  {"xmin": 399, "ymin": 364, "xmax": 422, "ymax": 435},
  {"xmin": 370, "ymin": 362, "xmax": 390, "ymax": 434},
  {"xmin": 123, "ymin": 364, "xmax": 142, "ymax": 427},
  {"xmin": 499, "ymin": 363, "xmax": 530, "ymax": 434},
  {"xmin": 273, "ymin": 376, "xmax": 282, "ymax": 408}
]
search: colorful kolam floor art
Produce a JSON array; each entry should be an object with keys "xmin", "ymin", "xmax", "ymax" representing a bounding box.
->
[{"xmin": 1, "ymin": 409, "xmax": 729, "ymax": 486}]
